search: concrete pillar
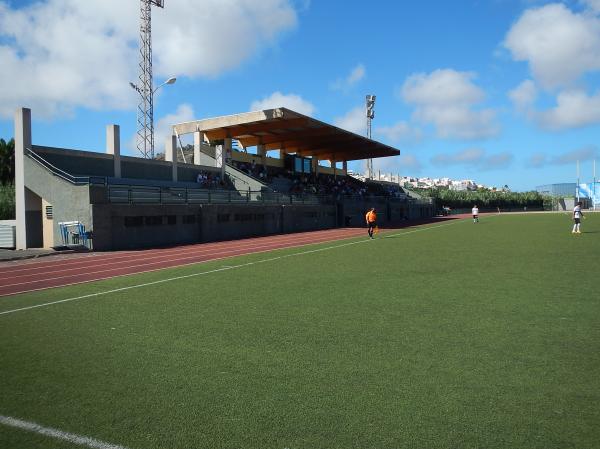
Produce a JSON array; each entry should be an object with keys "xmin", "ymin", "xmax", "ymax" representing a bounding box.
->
[
  {"xmin": 312, "ymin": 157, "xmax": 319, "ymax": 175},
  {"xmin": 257, "ymin": 143, "xmax": 266, "ymax": 168},
  {"xmin": 333, "ymin": 161, "xmax": 337, "ymax": 179},
  {"xmin": 222, "ymin": 137, "xmax": 231, "ymax": 179},
  {"xmin": 215, "ymin": 144, "xmax": 223, "ymax": 169},
  {"xmin": 165, "ymin": 135, "xmax": 178, "ymax": 182},
  {"xmin": 343, "ymin": 160, "xmax": 348, "ymax": 175},
  {"xmin": 106, "ymin": 124, "xmax": 121, "ymax": 178},
  {"xmin": 193, "ymin": 131, "xmax": 202, "ymax": 165},
  {"xmin": 15, "ymin": 107, "xmax": 32, "ymax": 250}
]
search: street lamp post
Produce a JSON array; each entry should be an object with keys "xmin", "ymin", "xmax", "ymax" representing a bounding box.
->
[{"xmin": 366, "ymin": 94, "xmax": 376, "ymax": 179}]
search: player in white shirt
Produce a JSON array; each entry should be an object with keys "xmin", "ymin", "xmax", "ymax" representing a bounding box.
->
[
  {"xmin": 472, "ymin": 205, "xmax": 479, "ymax": 223},
  {"xmin": 572, "ymin": 202, "xmax": 584, "ymax": 234}
]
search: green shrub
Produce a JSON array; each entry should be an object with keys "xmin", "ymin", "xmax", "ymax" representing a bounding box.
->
[{"xmin": 0, "ymin": 184, "xmax": 15, "ymax": 220}]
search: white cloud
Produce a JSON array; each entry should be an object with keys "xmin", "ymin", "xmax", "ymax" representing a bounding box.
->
[
  {"xmin": 536, "ymin": 89, "xmax": 600, "ymax": 130},
  {"xmin": 528, "ymin": 152, "xmax": 547, "ymax": 168},
  {"xmin": 530, "ymin": 146, "xmax": 599, "ymax": 167},
  {"xmin": 333, "ymin": 106, "xmax": 365, "ymax": 135},
  {"xmin": 368, "ymin": 154, "xmax": 422, "ymax": 176},
  {"xmin": 331, "ymin": 64, "xmax": 366, "ymax": 91},
  {"xmin": 504, "ymin": 3, "xmax": 600, "ymax": 89},
  {"xmin": 400, "ymin": 69, "xmax": 499, "ymax": 139},
  {"xmin": 509, "ymin": 79, "xmax": 537, "ymax": 112},
  {"xmin": 511, "ymin": 81, "xmax": 600, "ymax": 130},
  {"xmin": 0, "ymin": 0, "xmax": 298, "ymax": 119},
  {"xmin": 153, "ymin": 0, "xmax": 297, "ymax": 78},
  {"xmin": 375, "ymin": 121, "xmax": 422, "ymax": 144},
  {"xmin": 156, "ymin": 103, "xmax": 196, "ymax": 154},
  {"xmin": 431, "ymin": 148, "xmax": 513, "ymax": 171},
  {"xmin": 397, "ymin": 154, "xmax": 423, "ymax": 173},
  {"xmin": 581, "ymin": 0, "xmax": 600, "ymax": 14},
  {"xmin": 249, "ymin": 91, "xmax": 315, "ymax": 116}
]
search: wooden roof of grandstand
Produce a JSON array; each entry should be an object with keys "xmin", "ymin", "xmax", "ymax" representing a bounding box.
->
[{"xmin": 172, "ymin": 108, "xmax": 400, "ymax": 162}]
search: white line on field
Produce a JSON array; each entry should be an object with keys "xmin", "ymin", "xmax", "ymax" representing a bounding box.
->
[
  {"xmin": 0, "ymin": 415, "xmax": 129, "ymax": 449},
  {"xmin": 0, "ymin": 219, "xmax": 465, "ymax": 317}
]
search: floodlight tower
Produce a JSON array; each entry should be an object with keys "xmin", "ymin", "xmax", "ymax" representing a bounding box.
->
[
  {"xmin": 131, "ymin": 0, "xmax": 165, "ymax": 159},
  {"xmin": 366, "ymin": 94, "xmax": 376, "ymax": 179}
]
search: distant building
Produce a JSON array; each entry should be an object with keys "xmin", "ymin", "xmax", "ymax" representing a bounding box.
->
[{"xmin": 536, "ymin": 183, "xmax": 576, "ymax": 197}]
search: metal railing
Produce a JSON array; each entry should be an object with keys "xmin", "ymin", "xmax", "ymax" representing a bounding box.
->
[
  {"xmin": 26, "ymin": 148, "xmax": 107, "ymax": 186},
  {"xmin": 106, "ymin": 184, "xmax": 336, "ymax": 205},
  {"xmin": 104, "ymin": 185, "xmax": 425, "ymax": 206}
]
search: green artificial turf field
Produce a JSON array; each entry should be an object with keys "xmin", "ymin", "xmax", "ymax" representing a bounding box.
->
[{"xmin": 1, "ymin": 213, "xmax": 599, "ymax": 449}]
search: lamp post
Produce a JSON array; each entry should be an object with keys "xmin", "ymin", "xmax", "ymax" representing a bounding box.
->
[
  {"xmin": 153, "ymin": 76, "xmax": 176, "ymax": 94},
  {"xmin": 366, "ymin": 94, "xmax": 375, "ymax": 179}
]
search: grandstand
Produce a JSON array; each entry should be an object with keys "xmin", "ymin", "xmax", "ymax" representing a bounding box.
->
[{"xmin": 14, "ymin": 107, "xmax": 434, "ymax": 251}]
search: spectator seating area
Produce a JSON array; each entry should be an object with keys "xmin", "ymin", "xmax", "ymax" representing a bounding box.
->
[
  {"xmin": 195, "ymin": 169, "xmax": 234, "ymax": 190},
  {"xmin": 229, "ymin": 160, "xmax": 407, "ymax": 199}
]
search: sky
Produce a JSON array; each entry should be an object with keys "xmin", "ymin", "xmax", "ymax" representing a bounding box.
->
[{"xmin": 0, "ymin": 0, "xmax": 599, "ymax": 191}]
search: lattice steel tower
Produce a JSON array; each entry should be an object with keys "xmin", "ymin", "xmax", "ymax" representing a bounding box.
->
[
  {"xmin": 366, "ymin": 94, "xmax": 376, "ymax": 179},
  {"xmin": 131, "ymin": 0, "xmax": 164, "ymax": 159}
]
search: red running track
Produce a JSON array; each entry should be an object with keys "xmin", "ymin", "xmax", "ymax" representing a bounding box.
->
[{"xmin": 0, "ymin": 216, "xmax": 466, "ymax": 297}]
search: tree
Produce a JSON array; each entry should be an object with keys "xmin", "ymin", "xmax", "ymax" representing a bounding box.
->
[
  {"xmin": 410, "ymin": 186, "xmax": 548, "ymax": 210},
  {"xmin": 0, "ymin": 138, "xmax": 15, "ymax": 185}
]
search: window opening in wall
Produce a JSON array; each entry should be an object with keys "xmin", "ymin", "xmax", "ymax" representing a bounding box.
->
[
  {"xmin": 183, "ymin": 215, "xmax": 196, "ymax": 224},
  {"xmin": 145, "ymin": 216, "xmax": 163, "ymax": 226},
  {"xmin": 124, "ymin": 216, "xmax": 144, "ymax": 227}
]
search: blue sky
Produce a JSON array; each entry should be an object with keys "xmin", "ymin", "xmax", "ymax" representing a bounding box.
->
[{"xmin": 1, "ymin": 0, "xmax": 599, "ymax": 190}]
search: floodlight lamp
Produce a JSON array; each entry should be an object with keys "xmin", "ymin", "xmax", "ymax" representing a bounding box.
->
[{"xmin": 129, "ymin": 82, "xmax": 141, "ymax": 94}]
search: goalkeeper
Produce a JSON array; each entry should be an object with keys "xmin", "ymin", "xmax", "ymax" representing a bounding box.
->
[{"xmin": 365, "ymin": 207, "xmax": 377, "ymax": 239}]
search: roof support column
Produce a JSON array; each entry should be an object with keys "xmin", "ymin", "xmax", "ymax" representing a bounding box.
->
[
  {"xmin": 222, "ymin": 137, "xmax": 231, "ymax": 180},
  {"xmin": 15, "ymin": 107, "xmax": 31, "ymax": 250},
  {"xmin": 165, "ymin": 135, "xmax": 178, "ymax": 182},
  {"xmin": 312, "ymin": 157, "xmax": 319, "ymax": 175},
  {"xmin": 343, "ymin": 160, "xmax": 348, "ymax": 175},
  {"xmin": 257, "ymin": 143, "xmax": 266, "ymax": 168},
  {"xmin": 193, "ymin": 131, "xmax": 202, "ymax": 165},
  {"xmin": 194, "ymin": 132, "xmax": 211, "ymax": 166},
  {"xmin": 106, "ymin": 124, "xmax": 121, "ymax": 178}
]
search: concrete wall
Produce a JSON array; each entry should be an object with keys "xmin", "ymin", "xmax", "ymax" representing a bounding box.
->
[
  {"xmin": 338, "ymin": 198, "xmax": 433, "ymax": 226},
  {"xmin": 34, "ymin": 146, "xmax": 114, "ymax": 177},
  {"xmin": 33, "ymin": 145, "xmax": 223, "ymax": 184},
  {"xmin": 91, "ymin": 204, "xmax": 200, "ymax": 250},
  {"xmin": 24, "ymin": 156, "xmax": 92, "ymax": 247},
  {"xmin": 41, "ymin": 198, "xmax": 54, "ymax": 248},
  {"xmin": 90, "ymin": 203, "xmax": 337, "ymax": 250}
]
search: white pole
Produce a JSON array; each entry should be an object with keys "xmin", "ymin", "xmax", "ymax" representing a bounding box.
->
[
  {"xmin": 576, "ymin": 160, "xmax": 580, "ymax": 202},
  {"xmin": 594, "ymin": 160, "xmax": 597, "ymax": 210}
]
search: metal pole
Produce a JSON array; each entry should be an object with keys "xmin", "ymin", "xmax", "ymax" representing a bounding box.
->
[
  {"xmin": 577, "ymin": 159, "xmax": 580, "ymax": 202},
  {"xmin": 593, "ymin": 159, "xmax": 597, "ymax": 210},
  {"xmin": 366, "ymin": 94, "xmax": 375, "ymax": 180},
  {"xmin": 134, "ymin": 0, "xmax": 165, "ymax": 159}
]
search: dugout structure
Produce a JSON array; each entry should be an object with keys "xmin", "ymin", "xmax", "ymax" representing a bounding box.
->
[{"xmin": 14, "ymin": 107, "xmax": 434, "ymax": 251}]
